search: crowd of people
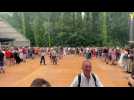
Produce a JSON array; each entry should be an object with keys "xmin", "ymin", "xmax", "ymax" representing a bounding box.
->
[
  {"xmin": 0, "ymin": 47, "xmax": 34, "ymax": 73},
  {"xmin": 66, "ymin": 47, "xmax": 134, "ymax": 74},
  {"xmin": 29, "ymin": 46, "xmax": 134, "ymax": 87},
  {"xmin": 0, "ymin": 46, "xmax": 67, "ymax": 74},
  {"xmin": 0, "ymin": 46, "xmax": 134, "ymax": 87}
]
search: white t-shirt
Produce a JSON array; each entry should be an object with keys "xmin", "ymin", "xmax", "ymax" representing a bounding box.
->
[
  {"xmin": 19, "ymin": 52, "xmax": 24, "ymax": 59},
  {"xmin": 41, "ymin": 52, "xmax": 45, "ymax": 56},
  {"xmin": 70, "ymin": 72, "xmax": 103, "ymax": 87},
  {"xmin": 2, "ymin": 51, "xmax": 5, "ymax": 55},
  {"xmin": 52, "ymin": 51, "xmax": 56, "ymax": 56}
]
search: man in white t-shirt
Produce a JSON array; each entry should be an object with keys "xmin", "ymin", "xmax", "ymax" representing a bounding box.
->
[
  {"xmin": 52, "ymin": 50, "xmax": 57, "ymax": 64},
  {"xmin": 70, "ymin": 60, "xmax": 103, "ymax": 87},
  {"xmin": 40, "ymin": 48, "xmax": 46, "ymax": 65}
]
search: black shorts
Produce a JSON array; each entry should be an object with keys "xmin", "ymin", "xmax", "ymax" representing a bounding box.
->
[{"xmin": 52, "ymin": 56, "xmax": 56, "ymax": 59}]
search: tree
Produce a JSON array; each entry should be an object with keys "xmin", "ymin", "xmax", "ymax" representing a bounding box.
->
[
  {"xmin": 100, "ymin": 12, "xmax": 108, "ymax": 46},
  {"xmin": 0, "ymin": 12, "xmax": 129, "ymax": 47}
]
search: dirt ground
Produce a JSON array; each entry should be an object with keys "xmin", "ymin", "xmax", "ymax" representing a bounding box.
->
[{"xmin": 0, "ymin": 55, "xmax": 130, "ymax": 87}]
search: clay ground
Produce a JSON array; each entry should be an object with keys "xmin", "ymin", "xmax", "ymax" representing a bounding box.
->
[{"xmin": 0, "ymin": 55, "xmax": 130, "ymax": 87}]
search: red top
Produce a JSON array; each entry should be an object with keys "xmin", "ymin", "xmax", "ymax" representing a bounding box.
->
[
  {"xmin": 22, "ymin": 48, "xmax": 27, "ymax": 54},
  {"xmin": 5, "ymin": 50, "xmax": 12, "ymax": 58}
]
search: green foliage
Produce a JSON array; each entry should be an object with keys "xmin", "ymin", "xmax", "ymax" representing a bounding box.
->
[{"xmin": 0, "ymin": 12, "xmax": 129, "ymax": 47}]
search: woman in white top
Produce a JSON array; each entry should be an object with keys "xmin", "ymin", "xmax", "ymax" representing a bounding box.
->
[{"xmin": 19, "ymin": 50, "xmax": 24, "ymax": 62}]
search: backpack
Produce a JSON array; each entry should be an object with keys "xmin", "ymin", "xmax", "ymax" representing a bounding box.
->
[
  {"xmin": 77, "ymin": 73, "xmax": 97, "ymax": 87},
  {"xmin": 86, "ymin": 52, "xmax": 91, "ymax": 59},
  {"xmin": 123, "ymin": 54, "xmax": 128, "ymax": 60}
]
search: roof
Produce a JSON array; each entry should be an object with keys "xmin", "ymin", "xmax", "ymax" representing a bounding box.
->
[{"xmin": 0, "ymin": 20, "xmax": 29, "ymax": 42}]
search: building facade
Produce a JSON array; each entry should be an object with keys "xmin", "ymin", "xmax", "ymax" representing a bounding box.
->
[{"xmin": 0, "ymin": 19, "xmax": 30, "ymax": 48}]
